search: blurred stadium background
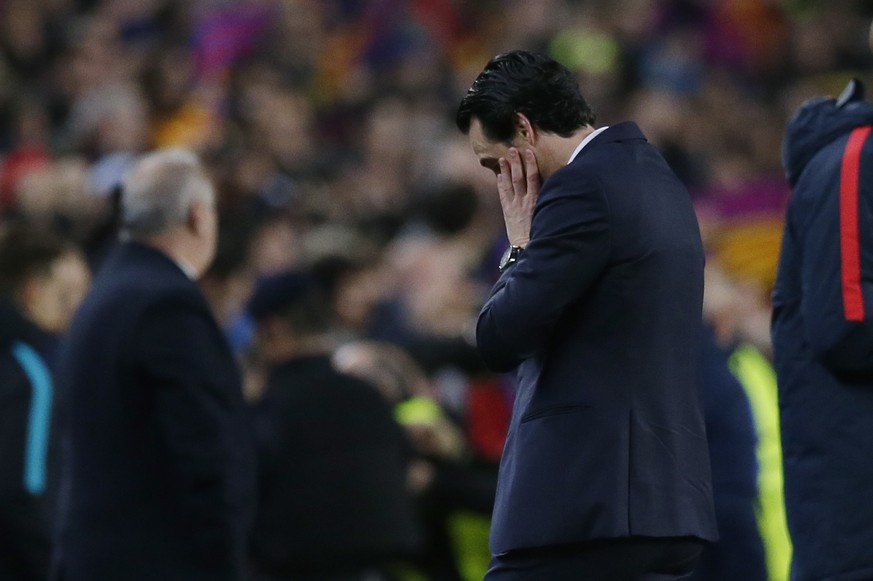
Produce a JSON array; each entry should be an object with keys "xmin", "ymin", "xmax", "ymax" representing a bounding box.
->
[{"xmin": 2, "ymin": 0, "xmax": 873, "ymax": 580}]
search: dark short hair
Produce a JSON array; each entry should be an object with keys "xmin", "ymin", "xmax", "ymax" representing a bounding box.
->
[
  {"xmin": 0, "ymin": 222, "xmax": 68, "ymax": 296},
  {"xmin": 247, "ymin": 270, "xmax": 331, "ymax": 335},
  {"xmin": 456, "ymin": 50, "xmax": 596, "ymax": 142},
  {"xmin": 415, "ymin": 181, "xmax": 478, "ymax": 236}
]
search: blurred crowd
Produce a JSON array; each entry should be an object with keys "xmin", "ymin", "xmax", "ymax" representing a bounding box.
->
[{"xmin": 2, "ymin": 0, "xmax": 873, "ymax": 579}]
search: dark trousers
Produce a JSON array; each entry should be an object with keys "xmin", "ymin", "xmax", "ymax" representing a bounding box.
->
[{"xmin": 485, "ymin": 536, "xmax": 706, "ymax": 581}]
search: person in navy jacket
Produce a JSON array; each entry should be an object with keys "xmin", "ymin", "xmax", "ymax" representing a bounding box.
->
[
  {"xmin": 456, "ymin": 50, "xmax": 717, "ymax": 580},
  {"xmin": 0, "ymin": 225, "xmax": 89, "ymax": 581},
  {"xmin": 772, "ymin": 78, "xmax": 873, "ymax": 580},
  {"xmin": 52, "ymin": 149, "xmax": 256, "ymax": 580}
]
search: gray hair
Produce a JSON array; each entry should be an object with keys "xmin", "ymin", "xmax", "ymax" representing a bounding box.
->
[{"xmin": 120, "ymin": 149, "xmax": 214, "ymax": 240}]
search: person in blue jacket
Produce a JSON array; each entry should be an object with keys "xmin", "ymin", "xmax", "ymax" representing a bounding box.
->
[
  {"xmin": 0, "ymin": 224, "xmax": 90, "ymax": 581},
  {"xmin": 772, "ymin": 77, "xmax": 873, "ymax": 580}
]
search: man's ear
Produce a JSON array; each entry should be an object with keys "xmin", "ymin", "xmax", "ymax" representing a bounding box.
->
[
  {"xmin": 515, "ymin": 112, "xmax": 538, "ymax": 146},
  {"xmin": 187, "ymin": 199, "xmax": 206, "ymax": 234}
]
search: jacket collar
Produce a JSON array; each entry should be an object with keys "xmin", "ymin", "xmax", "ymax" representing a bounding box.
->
[
  {"xmin": 567, "ymin": 122, "xmax": 647, "ymax": 166},
  {"xmin": 106, "ymin": 241, "xmax": 196, "ymax": 283}
]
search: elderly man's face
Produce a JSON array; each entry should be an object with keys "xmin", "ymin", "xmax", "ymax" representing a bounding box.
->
[
  {"xmin": 185, "ymin": 186, "xmax": 219, "ymax": 279},
  {"xmin": 200, "ymin": 195, "xmax": 219, "ymax": 273}
]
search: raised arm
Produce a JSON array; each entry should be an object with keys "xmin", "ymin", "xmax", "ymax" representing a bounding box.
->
[{"xmin": 476, "ymin": 168, "xmax": 610, "ymax": 371}]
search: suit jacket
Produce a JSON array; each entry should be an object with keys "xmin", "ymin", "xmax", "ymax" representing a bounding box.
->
[
  {"xmin": 477, "ymin": 122, "xmax": 717, "ymax": 554},
  {"xmin": 53, "ymin": 242, "xmax": 256, "ymax": 580}
]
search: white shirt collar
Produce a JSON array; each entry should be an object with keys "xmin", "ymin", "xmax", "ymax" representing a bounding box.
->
[
  {"xmin": 174, "ymin": 257, "xmax": 198, "ymax": 280},
  {"xmin": 568, "ymin": 126, "xmax": 609, "ymax": 164}
]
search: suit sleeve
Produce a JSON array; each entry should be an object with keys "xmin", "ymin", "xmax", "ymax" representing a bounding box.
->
[
  {"xmin": 476, "ymin": 170, "xmax": 610, "ymax": 372},
  {"xmin": 800, "ymin": 133, "xmax": 873, "ymax": 374},
  {"xmin": 133, "ymin": 296, "xmax": 245, "ymax": 577}
]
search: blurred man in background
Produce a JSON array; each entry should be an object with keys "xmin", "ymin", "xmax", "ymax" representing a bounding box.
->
[
  {"xmin": 457, "ymin": 50, "xmax": 716, "ymax": 580},
  {"xmin": 53, "ymin": 149, "xmax": 255, "ymax": 580},
  {"xmin": 704, "ymin": 263, "xmax": 792, "ymax": 581},
  {"xmin": 0, "ymin": 224, "xmax": 89, "ymax": 580},
  {"xmin": 246, "ymin": 270, "xmax": 420, "ymax": 580},
  {"xmin": 688, "ymin": 325, "xmax": 767, "ymax": 581},
  {"xmin": 772, "ymin": 71, "xmax": 873, "ymax": 579}
]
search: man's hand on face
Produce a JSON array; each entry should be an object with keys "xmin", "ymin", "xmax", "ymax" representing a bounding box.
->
[{"xmin": 498, "ymin": 147, "xmax": 541, "ymax": 248}]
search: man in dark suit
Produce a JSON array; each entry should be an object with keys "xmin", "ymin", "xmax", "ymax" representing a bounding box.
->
[
  {"xmin": 246, "ymin": 270, "xmax": 421, "ymax": 580},
  {"xmin": 53, "ymin": 149, "xmax": 256, "ymax": 580},
  {"xmin": 456, "ymin": 51, "xmax": 717, "ymax": 580}
]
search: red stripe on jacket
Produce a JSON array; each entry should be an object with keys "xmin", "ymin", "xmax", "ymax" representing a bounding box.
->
[{"xmin": 839, "ymin": 125, "xmax": 871, "ymax": 321}]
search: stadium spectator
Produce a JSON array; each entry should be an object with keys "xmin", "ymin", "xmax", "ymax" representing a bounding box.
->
[
  {"xmin": 688, "ymin": 325, "xmax": 767, "ymax": 581},
  {"xmin": 247, "ymin": 270, "xmax": 421, "ymax": 581},
  {"xmin": 0, "ymin": 224, "xmax": 88, "ymax": 581},
  {"xmin": 334, "ymin": 339, "xmax": 499, "ymax": 580}
]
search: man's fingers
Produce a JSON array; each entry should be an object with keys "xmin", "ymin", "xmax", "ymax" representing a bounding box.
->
[
  {"xmin": 524, "ymin": 149, "xmax": 540, "ymax": 194},
  {"xmin": 498, "ymin": 157, "xmax": 510, "ymax": 179},
  {"xmin": 509, "ymin": 148, "xmax": 526, "ymax": 196},
  {"xmin": 497, "ymin": 158, "xmax": 511, "ymax": 203},
  {"xmin": 498, "ymin": 149, "xmax": 538, "ymax": 203}
]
